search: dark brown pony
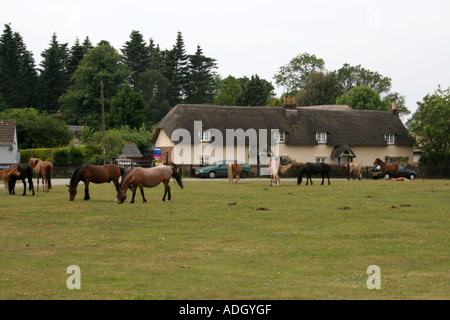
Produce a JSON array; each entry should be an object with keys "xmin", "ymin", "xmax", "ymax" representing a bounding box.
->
[
  {"xmin": 116, "ymin": 165, "xmax": 183, "ymax": 204},
  {"xmin": 373, "ymin": 158, "xmax": 399, "ymax": 177},
  {"xmin": 28, "ymin": 158, "xmax": 53, "ymax": 192},
  {"xmin": 69, "ymin": 164, "xmax": 125, "ymax": 201},
  {"xmin": 297, "ymin": 162, "xmax": 330, "ymax": 185},
  {"xmin": 0, "ymin": 167, "xmax": 20, "ymax": 195},
  {"xmin": 8, "ymin": 163, "xmax": 35, "ymax": 196}
]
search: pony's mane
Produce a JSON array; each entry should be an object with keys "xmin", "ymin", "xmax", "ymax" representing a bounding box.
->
[{"xmin": 69, "ymin": 164, "xmax": 87, "ymax": 188}]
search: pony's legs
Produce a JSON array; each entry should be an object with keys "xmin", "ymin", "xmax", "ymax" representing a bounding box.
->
[
  {"xmin": 139, "ymin": 186, "xmax": 146, "ymax": 203},
  {"xmin": 84, "ymin": 181, "xmax": 90, "ymax": 200},
  {"xmin": 130, "ymin": 186, "xmax": 137, "ymax": 203},
  {"xmin": 162, "ymin": 182, "xmax": 171, "ymax": 202}
]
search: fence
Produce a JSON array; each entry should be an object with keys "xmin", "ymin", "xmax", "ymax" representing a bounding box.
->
[{"xmin": 1, "ymin": 162, "xmax": 449, "ymax": 179}]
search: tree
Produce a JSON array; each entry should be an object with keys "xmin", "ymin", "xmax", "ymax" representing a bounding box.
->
[
  {"xmin": 38, "ymin": 33, "xmax": 69, "ymax": 113},
  {"xmin": 0, "ymin": 108, "xmax": 72, "ymax": 149},
  {"xmin": 295, "ymin": 72, "xmax": 340, "ymax": 106},
  {"xmin": 408, "ymin": 86, "xmax": 450, "ymax": 167},
  {"xmin": 214, "ymin": 75, "xmax": 242, "ymax": 106},
  {"xmin": 0, "ymin": 24, "xmax": 39, "ymax": 109},
  {"xmin": 273, "ymin": 52, "xmax": 325, "ymax": 96},
  {"xmin": 67, "ymin": 37, "xmax": 92, "ymax": 78},
  {"xmin": 236, "ymin": 75, "xmax": 274, "ymax": 106},
  {"xmin": 163, "ymin": 32, "xmax": 189, "ymax": 106},
  {"xmin": 333, "ymin": 63, "xmax": 392, "ymax": 96},
  {"xmin": 138, "ymin": 69, "xmax": 171, "ymax": 123},
  {"xmin": 121, "ymin": 30, "xmax": 150, "ymax": 90},
  {"xmin": 59, "ymin": 41, "xmax": 130, "ymax": 128},
  {"xmin": 185, "ymin": 44, "xmax": 218, "ymax": 104},
  {"xmin": 335, "ymin": 86, "xmax": 390, "ymax": 111},
  {"xmin": 108, "ymin": 84, "xmax": 147, "ymax": 129}
]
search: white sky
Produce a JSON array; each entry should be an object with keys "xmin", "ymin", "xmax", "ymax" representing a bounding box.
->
[{"xmin": 1, "ymin": 0, "xmax": 449, "ymax": 115}]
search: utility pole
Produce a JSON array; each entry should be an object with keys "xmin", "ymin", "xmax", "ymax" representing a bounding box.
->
[{"xmin": 100, "ymin": 81, "xmax": 106, "ymax": 165}]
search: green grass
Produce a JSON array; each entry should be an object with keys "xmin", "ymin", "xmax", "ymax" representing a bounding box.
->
[{"xmin": 0, "ymin": 178, "xmax": 448, "ymax": 299}]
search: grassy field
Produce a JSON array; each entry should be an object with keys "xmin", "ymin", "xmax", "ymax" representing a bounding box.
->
[{"xmin": 0, "ymin": 178, "xmax": 448, "ymax": 300}]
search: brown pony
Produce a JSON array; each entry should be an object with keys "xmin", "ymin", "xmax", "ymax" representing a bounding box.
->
[
  {"xmin": 28, "ymin": 158, "xmax": 53, "ymax": 192},
  {"xmin": 373, "ymin": 158, "xmax": 399, "ymax": 178},
  {"xmin": 347, "ymin": 163, "xmax": 362, "ymax": 180},
  {"xmin": 228, "ymin": 162, "xmax": 242, "ymax": 184},
  {"xmin": 116, "ymin": 165, "xmax": 183, "ymax": 204},
  {"xmin": 69, "ymin": 164, "xmax": 125, "ymax": 201},
  {"xmin": 0, "ymin": 167, "xmax": 20, "ymax": 195}
]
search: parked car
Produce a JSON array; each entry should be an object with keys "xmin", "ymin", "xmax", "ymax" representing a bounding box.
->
[
  {"xmin": 195, "ymin": 160, "xmax": 251, "ymax": 179},
  {"xmin": 371, "ymin": 164, "xmax": 417, "ymax": 180}
]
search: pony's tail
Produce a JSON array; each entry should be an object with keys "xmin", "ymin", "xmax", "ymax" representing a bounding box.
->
[
  {"xmin": 172, "ymin": 170, "xmax": 183, "ymax": 189},
  {"xmin": 46, "ymin": 167, "xmax": 52, "ymax": 190}
]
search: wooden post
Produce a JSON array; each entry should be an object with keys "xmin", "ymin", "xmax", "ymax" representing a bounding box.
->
[{"xmin": 100, "ymin": 81, "xmax": 106, "ymax": 165}]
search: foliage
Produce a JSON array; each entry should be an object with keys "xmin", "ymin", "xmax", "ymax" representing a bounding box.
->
[
  {"xmin": 408, "ymin": 86, "xmax": 450, "ymax": 167},
  {"xmin": 214, "ymin": 75, "xmax": 242, "ymax": 106},
  {"xmin": 236, "ymin": 75, "xmax": 275, "ymax": 106},
  {"xmin": 335, "ymin": 86, "xmax": 390, "ymax": 111},
  {"xmin": 138, "ymin": 69, "xmax": 171, "ymax": 123},
  {"xmin": 0, "ymin": 23, "xmax": 39, "ymax": 109},
  {"xmin": 59, "ymin": 41, "xmax": 130, "ymax": 129},
  {"xmin": 108, "ymin": 84, "xmax": 147, "ymax": 129},
  {"xmin": 0, "ymin": 108, "xmax": 73, "ymax": 149},
  {"xmin": 121, "ymin": 30, "xmax": 150, "ymax": 90},
  {"xmin": 273, "ymin": 52, "xmax": 325, "ymax": 95},
  {"xmin": 20, "ymin": 145, "xmax": 87, "ymax": 166},
  {"xmin": 295, "ymin": 72, "xmax": 340, "ymax": 106}
]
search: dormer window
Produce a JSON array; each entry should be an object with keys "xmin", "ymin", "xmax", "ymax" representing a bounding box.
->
[
  {"xmin": 200, "ymin": 130, "xmax": 211, "ymax": 142},
  {"xmin": 384, "ymin": 134, "xmax": 395, "ymax": 145},
  {"xmin": 274, "ymin": 131, "xmax": 285, "ymax": 143},
  {"xmin": 316, "ymin": 132, "xmax": 327, "ymax": 144}
]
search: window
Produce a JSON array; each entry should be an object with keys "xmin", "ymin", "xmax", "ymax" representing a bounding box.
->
[
  {"xmin": 199, "ymin": 155, "xmax": 211, "ymax": 166},
  {"xmin": 316, "ymin": 132, "xmax": 327, "ymax": 144},
  {"xmin": 274, "ymin": 131, "xmax": 285, "ymax": 143},
  {"xmin": 384, "ymin": 134, "xmax": 395, "ymax": 144},
  {"xmin": 316, "ymin": 157, "xmax": 327, "ymax": 163},
  {"xmin": 201, "ymin": 130, "xmax": 211, "ymax": 142}
]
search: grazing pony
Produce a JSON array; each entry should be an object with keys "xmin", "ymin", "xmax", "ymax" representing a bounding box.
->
[
  {"xmin": 347, "ymin": 163, "xmax": 362, "ymax": 180},
  {"xmin": 28, "ymin": 158, "xmax": 53, "ymax": 192},
  {"xmin": 373, "ymin": 158, "xmax": 399, "ymax": 177},
  {"xmin": 228, "ymin": 162, "xmax": 242, "ymax": 184},
  {"xmin": 8, "ymin": 163, "xmax": 35, "ymax": 196},
  {"xmin": 297, "ymin": 162, "xmax": 330, "ymax": 186},
  {"xmin": 116, "ymin": 165, "xmax": 183, "ymax": 204},
  {"xmin": 0, "ymin": 167, "xmax": 20, "ymax": 195},
  {"xmin": 268, "ymin": 160, "xmax": 280, "ymax": 186},
  {"xmin": 69, "ymin": 164, "xmax": 125, "ymax": 201}
]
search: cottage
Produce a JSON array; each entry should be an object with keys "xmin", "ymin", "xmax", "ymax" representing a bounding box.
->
[
  {"xmin": 0, "ymin": 120, "xmax": 20, "ymax": 164},
  {"xmin": 151, "ymin": 103, "xmax": 414, "ymax": 169}
]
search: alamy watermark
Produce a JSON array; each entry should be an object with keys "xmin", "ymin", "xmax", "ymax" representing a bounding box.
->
[
  {"xmin": 170, "ymin": 121, "xmax": 281, "ymax": 165},
  {"xmin": 66, "ymin": 265, "xmax": 81, "ymax": 290},
  {"xmin": 366, "ymin": 265, "xmax": 381, "ymax": 289}
]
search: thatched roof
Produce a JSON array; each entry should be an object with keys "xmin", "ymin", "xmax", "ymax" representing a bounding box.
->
[
  {"xmin": 0, "ymin": 120, "xmax": 16, "ymax": 146},
  {"xmin": 152, "ymin": 104, "xmax": 414, "ymax": 147}
]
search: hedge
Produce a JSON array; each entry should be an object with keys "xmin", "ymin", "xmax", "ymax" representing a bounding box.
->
[{"xmin": 20, "ymin": 145, "xmax": 102, "ymax": 166}]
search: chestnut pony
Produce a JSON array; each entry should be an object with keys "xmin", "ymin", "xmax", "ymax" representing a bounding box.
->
[
  {"xmin": 69, "ymin": 164, "xmax": 125, "ymax": 201},
  {"xmin": 373, "ymin": 158, "xmax": 398, "ymax": 177},
  {"xmin": 116, "ymin": 165, "xmax": 183, "ymax": 204},
  {"xmin": 227, "ymin": 162, "xmax": 242, "ymax": 184},
  {"xmin": 0, "ymin": 167, "xmax": 20, "ymax": 195},
  {"xmin": 28, "ymin": 158, "xmax": 53, "ymax": 192}
]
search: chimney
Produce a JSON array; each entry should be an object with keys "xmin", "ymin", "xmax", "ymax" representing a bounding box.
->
[
  {"xmin": 390, "ymin": 101, "xmax": 399, "ymax": 116},
  {"xmin": 283, "ymin": 97, "xmax": 297, "ymax": 115}
]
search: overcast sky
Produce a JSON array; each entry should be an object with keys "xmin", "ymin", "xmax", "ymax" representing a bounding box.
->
[{"xmin": 1, "ymin": 0, "xmax": 449, "ymax": 115}]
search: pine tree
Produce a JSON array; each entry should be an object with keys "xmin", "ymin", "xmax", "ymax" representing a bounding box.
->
[
  {"xmin": 163, "ymin": 31, "xmax": 189, "ymax": 106},
  {"xmin": 67, "ymin": 37, "xmax": 92, "ymax": 78},
  {"xmin": 185, "ymin": 44, "xmax": 218, "ymax": 104},
  {"xmin": 0, "ymin": 24, "xmax": 38, "ymax": 109},
  {"xmin": 121, "ymin": 30, "xmax": 150, "ymax": 90},
  {"xmin": 38, "ymin": 33, "xmax": 69, "ymax": 113}
]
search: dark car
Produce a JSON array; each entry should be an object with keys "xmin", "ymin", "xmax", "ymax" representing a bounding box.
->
[
  {"xmin": 371, "ymin": 164, "xmax": 417, "ymax": 180},
  {"xmin": 195, "ymin": 160, "xmax": 251, "ymax": 179}
]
